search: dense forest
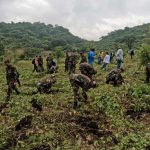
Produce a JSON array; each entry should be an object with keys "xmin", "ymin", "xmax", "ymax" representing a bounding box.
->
[
  {"xmin": 0, "ymin": 22, "xmax": 87, "ymax": 52},
  {"xmin": 95, "ymin": 23, "xmax": 150, "ymax": 50}
]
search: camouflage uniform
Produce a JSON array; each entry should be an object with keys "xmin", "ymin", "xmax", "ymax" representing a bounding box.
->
[
  {"xmin": 37, "ymin": 56, "xmax": 44, "ymax": 72},
  {"xmin": 48, "ymin": 61, "xmax": 58, "ymax": 74},
  {"xmin": 37, "ymin": 76, "xmax": 56, "ymax": 93},
  {"xmin": 65, "ymin": 52, "xmax": 69, "ymax": 72},
  {"xmin": 68, "ymin": 53, "xmax": 77, "ymax": 74},
  {"xmin": 46, "ymin": 54, "xmax": 53, "ymax": 72},
  {"xmin": 79, "ymin": 63, "xmax": 97, "ymax": 79},
  {"xmin": 80, "ymin": 53, "xmax": 87, "ymax": 64},
  {"xmin": 146, "ymin": 63, "xmax": 150, "ymax": 83},
  {"xmin": 5, "ymin": 62, "xmax": 20, "ymax": 98},
  {"xmin": 106, "ymin": 69, "xmax": 124, "ymax": 86},
  {"xmin": 70, "ymin": 73, "xmax": 96, "ymax": 108}
]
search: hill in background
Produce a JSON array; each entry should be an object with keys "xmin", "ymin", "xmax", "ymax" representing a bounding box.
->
[
  {"xmin": 95, "ymin": 23, "xmax": 150, "ymax": 50},
  {"xmin": 0, "ymin": 22, "xmax": 87, "ymax": 51},
  {"xmin": 0, "ymin": 22, "xmax": 150, "ymax": 54}
]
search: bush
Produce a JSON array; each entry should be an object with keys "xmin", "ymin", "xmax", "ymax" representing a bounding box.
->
[{"xmin": 139, "ymin": 44, "xmax": 150, "ymax": 65}]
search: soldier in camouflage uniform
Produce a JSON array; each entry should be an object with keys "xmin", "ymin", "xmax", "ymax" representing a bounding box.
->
[
  {"xmin": 146, "ymin": 63, "xmax": 150, "ymax": 83},
  {"xmin": 46, "ymin": 53, "xmax": 53, "ymax": 72},
  {"xmin": 37, "ymin": 56, "xmax": 44, "ymax": 72},
  {"xmin": 65, "ymin": 52, "xmax": 69, "ymax": 72},
  {"xmin": 106, "ymin": 68, "xmax": 124, "ymax": 86},
  {"xmin": 79, "ymin": 63, "xmax": 97, "ymax": 79},
  {"xmin": 37, "ymin": 75, "xmax": 56, "ymax": 93},
  {"xmin": 4, "ymin": 60, "xmax": 20, "ymax": 99},
  {"xmin": 80, "ymin": 52, "xmax": 87, "ymax": 64},
  {"xmin": 68, "ymin": 52, "xmax": 77, "ymax": 75},
  {"xmin": 70, "ymin": 73, "xmax": 96, "ymax": 108}
]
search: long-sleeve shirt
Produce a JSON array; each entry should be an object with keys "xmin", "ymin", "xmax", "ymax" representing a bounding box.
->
[
  {"xmin": 116, "ymin": 49, "xmax": 123, "ymax": 61},
  {"xmin": 103, "ymin": 54, "xmax": 110, "ymax": 64}
]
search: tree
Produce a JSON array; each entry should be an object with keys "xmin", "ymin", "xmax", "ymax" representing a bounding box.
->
[
  {"xmin": 54, "ymin": 46, "xmax": 64, "ymax": 61},
  {"xmin": 121, "ymin": 35, "xmax": 136, "ymax": 50}
]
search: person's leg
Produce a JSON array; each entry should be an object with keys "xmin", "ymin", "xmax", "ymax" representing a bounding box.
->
[
  {"xmin": 82, "ymin": 90, "xmax": 88, "ymax": 102},
  {"xmin": 146, "ymin": 68, "xmax": 150, "ymax": 83},
  {"xmin": 12, "ymin": 83, "xmax": 20, "ymax": 94},
  {"xmin": 7, "ymin": 82, "xmax": 13, "ymax": 99},
  {"xmin": 68, "ymin": 63, "xmax": 71, "ymax": 75},
  {"xmin": 102, "ymin": 63, "xmax": 107, "ymax": 69},
  {"xmin": 117, "ymin": 59, "xmax": 121, "ymax": 69},
  {"xmin": 71, "ymin": 81, "xmax": 80, "ymax": 109}
]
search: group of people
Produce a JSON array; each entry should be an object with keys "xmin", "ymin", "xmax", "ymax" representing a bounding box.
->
[
  {"xmin": 87, "ymin": 48, "xmax": 123, "ymax": 70},
  {"xmin": 4, "ymin": 49, "xmax": 150, "ymax": 108},
  {"xmin": 32, "ymin": 54, "xmax": 58, "ymax": 74}
]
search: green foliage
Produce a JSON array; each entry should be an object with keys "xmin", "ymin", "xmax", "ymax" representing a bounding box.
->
[
  {"xmin": 93, "ymin": 93, "xmax": 121, "ymax": 117},
  {"xmin": 120, "ymin": 35, "xmax": 136, "ymax": 50},
  {"xmin": 96, "ymin": 23, "xmax": 150, "ymax": 49},
  {"xmin": 127, "ymin": 84, "xmax": 150, "ymax": 111},
  {"xmin": 0, "ymin": 22, "xmax": 86, "ymax": 54},
  {"xmin": 139, "ymin": 44, "xmax": 150, "ymax": 65},
  {"xmin": 54, "ymin": 46, "xmax": 64, "ymax": 60}
]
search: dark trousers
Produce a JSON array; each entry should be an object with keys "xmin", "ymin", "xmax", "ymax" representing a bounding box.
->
[
  {"xmin": 146, "ymin": 68, "xmax": 150, "ymax": 83},
  {"xmin": 117, "ymin": 59, "xmax": 122, "ymax": 69},
  {"xmin": 33, "ymin": 64, "xmax": 38, "ymax": 72}
]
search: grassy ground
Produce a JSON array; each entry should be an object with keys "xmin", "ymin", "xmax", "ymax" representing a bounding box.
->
[{"xmin": 0, "ymin": 54, "xmax": 149, "ymax": 150}]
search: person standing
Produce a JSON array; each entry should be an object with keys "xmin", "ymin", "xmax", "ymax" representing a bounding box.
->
[
  {"xmin": 68, "ymin": 52, "xmax": 77, "ymax": 75},
  {"xmin": 80, "ymin": 52, "xmax": 87, "ymax": 64},
  {"xmin": 102, "ymin": 52, "xmax": 110, "ymax": 70},
  {"xmin": 37, "ymin": 56, "xmax": 44, "ymax": 72},
  {"xmin": 110, "ymin": 49, "xmax": 115, "ymax": 63},
  {"xmin": 130, "ymin": 49, "xmax": 134, "ymax": 59},
  {"xmin": 88, "ymin": 49, "xmax": 95, "ymax": 65},
  {"xmin": 116, "ymin": 48, "xmax": 123, "ymax": 69},
  {"xmin": 4, "ymin": 60, "xmax": 20, "ymax": 100},
  {"xmin": 100, "ymin": 50, "xmax": 105, "ymax": 62},
  {"xmin": 32, "ymin": 57, "xmax": 38, "ymax": 73},
  {"xmin": 98, "ymin": 53, "xmax": 101, "ymax": 64}
]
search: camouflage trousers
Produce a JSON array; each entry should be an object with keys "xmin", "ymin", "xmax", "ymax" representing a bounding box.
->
[
  {"xmin": 70, "ymin": 80, "xmax": 88, "ymax": 108},
  {"xmin": 68, "ymin": 63, "xmax": 76, "ymax": 75},
  {"xmin": 7, "ymin": 81, "xmax": 19, "ymax": 98}
]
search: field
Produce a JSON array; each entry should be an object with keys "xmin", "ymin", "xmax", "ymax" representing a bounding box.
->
[{"xmin": 0, "ymin": 54, "xmax": 150, "ymax": 150}]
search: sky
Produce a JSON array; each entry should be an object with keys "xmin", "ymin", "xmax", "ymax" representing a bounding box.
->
[{"xmin": 0, "ymin": 0, "xmax": 150, "ymax": 41}]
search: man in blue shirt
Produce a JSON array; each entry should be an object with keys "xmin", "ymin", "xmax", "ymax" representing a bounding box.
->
[{"xmin": 88, "ymin": 49, "xmax": 95, "ymax": 65}]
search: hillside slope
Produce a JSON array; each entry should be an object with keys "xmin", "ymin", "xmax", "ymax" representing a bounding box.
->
[
  {"xmin": 0, "ymin": 22, "xmax": 86, "ymax": 51},
  {"xmin": 96, "ymin": 23, "xmax": 150, "ymax": 49}
]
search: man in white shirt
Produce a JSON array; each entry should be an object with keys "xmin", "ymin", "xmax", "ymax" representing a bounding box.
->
[
  {"xmin": 116, "ymin": 48, "xmax": 123, "ymax": 69},
  {"xmin": 102, "ymin": 52, "xmax": 110, "ymax": 70}
]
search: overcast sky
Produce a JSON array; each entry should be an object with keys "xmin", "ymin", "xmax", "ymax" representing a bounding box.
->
[{"xmin": 0, "ymin": 0, "xmax": 150, "ymax": 40}]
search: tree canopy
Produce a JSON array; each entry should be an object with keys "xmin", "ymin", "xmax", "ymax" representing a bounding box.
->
[{"xmin": 0, "ymin": 22, "xmax": 87, "ymax": 51}]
